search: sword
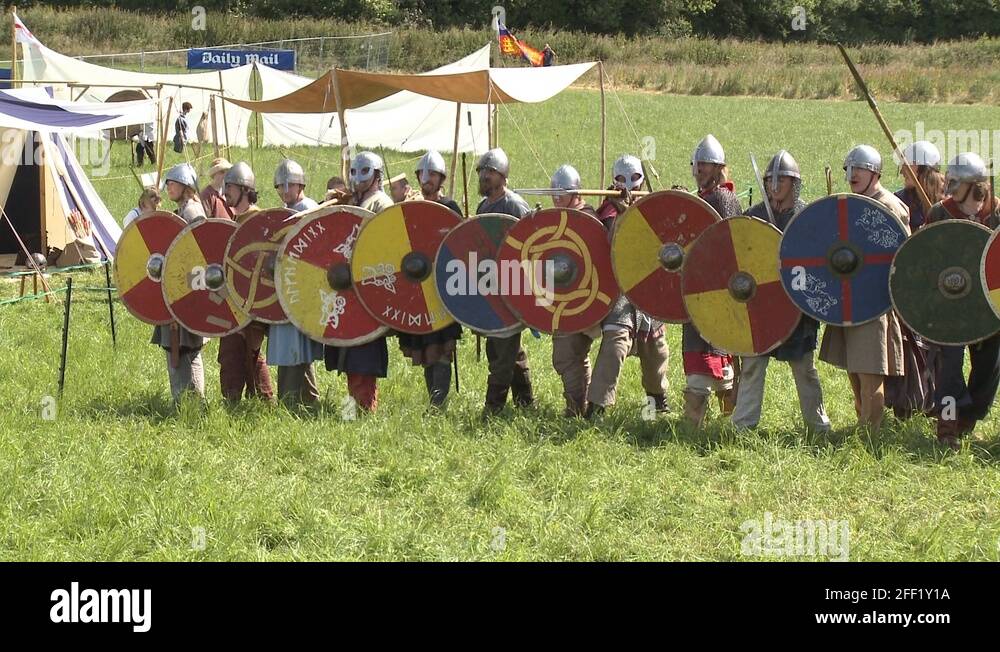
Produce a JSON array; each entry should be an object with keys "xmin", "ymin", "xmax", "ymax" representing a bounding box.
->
[{"xmin": 749, "ymin": 153, "xmax": 776, "ymax": 225}]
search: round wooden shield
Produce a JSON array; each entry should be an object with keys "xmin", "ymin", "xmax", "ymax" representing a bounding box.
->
[
  {"xmin": 434, "ymin": 213, "xmax": 524, "ymax": 336},
  {"xmin": 779, "ymin": 193, "xmax": 907, "ymax": 326},
  {"xmin": 274, "ymin": 205, "xmax": 387, "ymax": 346},
  {"xmin": 496, "ymin": 208, "xmax": 619, "ymax": 335},
  {"xmin": 351, "ymin": 200, "xmax": 462, "ymax": 335},
  {"xmin": 890, "ymin": 220, "xmax": 1000, "ymax": 345},
  {"xmin": 682, "ymin": 217, "xmax": 802, "ymax": 356},
  {"xmin": 114, "ymin": 211, "xmax": 187, "ymax": 325},
  {"xmin": 611, "ymin": 190, "xmax": 721, "ymax": 323},
  {"xmin": 224, "ymin": 207, "xmax": 298, "ymax": 324},
  {"xmin": 161, "ymin": 218, "xmax": 252, "ymax": 337}
]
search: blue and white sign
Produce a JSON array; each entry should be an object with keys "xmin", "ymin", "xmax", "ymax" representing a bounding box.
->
[{"xmin": 187, "ymin": 48, "xmax": 295, "ymax": 71}]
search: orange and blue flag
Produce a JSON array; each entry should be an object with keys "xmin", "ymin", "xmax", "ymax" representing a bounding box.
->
[{"xmin": 496, "ymin": 21, "xmax": 544, "ymax": 67}]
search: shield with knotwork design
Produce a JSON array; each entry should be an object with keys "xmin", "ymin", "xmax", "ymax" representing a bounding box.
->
[
  {"xmin": 434, "ymin": 213, "xmax": 523, "ymax": 336},
  {"xmin": 350, "ymin": 200, "xmax": 462, "ymax": 335},
  {"xmin": 114, "ymin": 211, "xmax": 186, "ymax": 325},
  {"xmin": 496, "ymin": 207, "xmax": 619, "ymax": 335},
  {"xmin": 779, "ymin": 193, "xmax": 907, "ymax": 326},
  {"xmin": 891, "ymin": 219, "xmax": 1000, "ymax": 345},
  {"xmin": 611, "ymin": 190, "xmax": 721, "ymax": 323},
  {"xmin": 274, "ymin": 204, "xmax": 387, "ymax": 346},
  {"xmin": 161, "ymin": 218, "xmax": 252, "ymax": 338},
  {"xmin": 223, "ymin": 207, "xmax": 298, "ymax": 323},
  {"xmin": 682, "ymin": 216, "xmax": 802, "ymax": 356}
]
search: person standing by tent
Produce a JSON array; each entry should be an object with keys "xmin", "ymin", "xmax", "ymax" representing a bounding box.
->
[
  {"xmin": 152, "ymin": 163, "xmax": 206, "ymax": 403},
  {"xmin": 683, "ymin": 135, "xmax": 741, "ymax": 426},
  {"xmin": 475, "ymin": 148, "xmax": 534, "ymax": 416},
  {"xmin": 923, "ymin": 152, "xmax": 1000, "ymax": 448},
  {"xmin": 731, "ymin": 150, "xmax": 831, "ymax": 433},
  {"xmin": 585, "ymin": 155, "xmax": 670, "ymax": 419},
  {"xmin": 123, "ymin": 187, "xmax": 161, "ymax": 228},
  {"xmin": 323, "ymin": 151, "xmax": 392, "ymax": 413},
  {"xmin": 220, "ymin": 161, "xmax": 275, "ymax": 404},
  {"xmin": 136, "ymin": 121, "xmax": 156, "ymax": 167},
  {"xmin": 201, "ymin": 158, "xmax": 234, "ymax": 219},
  {"xmin": 397, "ymin": 150, "xmax": 463, "ymax": 410},
  {"xmin": 819, "ymin": 145, "xmax": 910, "ymax": 432},
  {"xmin": 270, "ymin": 159, "xmax": 324, "ymax": 407},
  {"xmin": 173, "ymin": 102, "xmax": 193, "ymax": 155}
]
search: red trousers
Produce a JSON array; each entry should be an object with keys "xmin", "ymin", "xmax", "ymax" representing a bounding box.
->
[
  {"xmin": 347, "ymin": 374, "xmax": 378, "ymax": 412},
  {"xmin": 218, "ymin": 327, "xmax": 274, "ymax": 403}
]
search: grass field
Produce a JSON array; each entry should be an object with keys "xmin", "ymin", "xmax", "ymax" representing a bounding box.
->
[{"xmin": 2, "ymin": 88, "xmax": 1000, "ymax": 561}]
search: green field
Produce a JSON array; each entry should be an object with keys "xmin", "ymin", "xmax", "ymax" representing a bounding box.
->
[{"xmin": 2, "ymin": 88, "xmax": 999, "ymax": 561}]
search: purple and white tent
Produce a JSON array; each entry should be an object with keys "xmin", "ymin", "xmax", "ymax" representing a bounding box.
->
[{"xmin": 0, "ymin": 88, "xmax": 159, "ymax": 259}]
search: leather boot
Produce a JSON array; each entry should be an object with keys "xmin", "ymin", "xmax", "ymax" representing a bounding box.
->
[
  {"xmin": 683, "ymin": 390, "xmax": 709, "ymax": 427},
  {"xmin": 584, "ymin": 402, "xmax": 605, "ymax": 419},
  {"xmin": 717, "ymin": 388, "xmax": 736, "ymax": 417},
  {"xmin": 482, "ymin": 383, "xmax": 509, "ymax": 418},
  {"xmin": 510, "ymin": 348, "xmax": 533, "ymax": 407},
  {"xmin": 428, "ymin": 361, "xmax": 451, "ymax": 409},
  {"xmin": 647, "ymin": 393, "xmax": 670, "ymax": 414}
]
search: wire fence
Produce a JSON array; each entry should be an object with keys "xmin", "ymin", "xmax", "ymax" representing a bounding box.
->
[{"xmin": 36, "ymin": 33, "xmax": 394, "ymax": 78}]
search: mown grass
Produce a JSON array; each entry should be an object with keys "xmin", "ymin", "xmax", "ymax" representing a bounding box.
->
[
  {"xmin": 2, "ymin": 88, "xmax": 1000, "ymax": 561},
  {"xmin": 15, "ymin": 5, "xmax": 1000, "ymax": 104}
]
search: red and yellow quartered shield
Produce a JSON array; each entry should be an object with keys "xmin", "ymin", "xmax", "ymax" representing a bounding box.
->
[
  {"xmin": 114, "ymin": 211, "xmax": 187, "ymax": 325},
  {"xmin": 682, "ymin": 216, "xmax": 801, "ymax": 356},
  {"xmin": 611, "ymin": 190, "xmax": 721, "ymax": 323},
  {"xmin": 161, "ymin": 218, "xmax": 251, "ymax": 338},
  {"xmin": 351, "ymin": 200, "xmax": 461, "ymax": 335}
]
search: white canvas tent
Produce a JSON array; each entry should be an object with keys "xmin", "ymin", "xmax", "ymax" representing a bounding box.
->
[
  {"xmin": 16, "ymin": 14, "xmax": 254, "ymax": 147},
  {"xmin": 0, "ymin": 88, "xmax": 157, "ymax": 260},
  {"xmin": 255, "ymin": 46, "xmax": 493, "ymax": 153}
]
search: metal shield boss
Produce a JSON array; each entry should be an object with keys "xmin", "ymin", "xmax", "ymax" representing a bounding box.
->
[
  {"xmin": 682, "ymin": 216, "xmax": 802, "ymax": 356},
  {"xmin": 350, "ymin": 200, "xmax": 462, "ymax": 334},
  {"xmin": 779, "ymin": 193, "xmax": 907, "ymax": 326},
  {"xmin": 114, "ymin": 211, "xmax": 187, "ymax": 325},
  {"xmin": 161, "ymin": 218, "xmax": 252, "ymax": 337},
  {"xmin": 275, "ymin": 204, "xmax": 387, "ymax": 346},
  {"xmin": 434, "ymin": 213, "xmax": 524, "ymax": 336},
  {"xmin": 496, "ymin": 207, "xmax": 619, "ymax": 335},
  {"xmin": 224, "ymin": 208, "xmax": 298, "ymax": 323},
  {"xmin": 611, "ymin": 190, "xmax": 721, "ymax": 323},
  {"xmin": 891, "ymin": 219, "xmax": 1000, "ymax": 345}
]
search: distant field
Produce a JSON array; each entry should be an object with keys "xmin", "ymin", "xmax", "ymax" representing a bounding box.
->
[{"xmin": 2, "ymin": 88, "xmax": 999, "ymax": 561}]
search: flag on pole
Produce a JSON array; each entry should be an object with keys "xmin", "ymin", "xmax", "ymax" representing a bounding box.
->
[
  {"xmin": 496, "ymin": 21, "xmax": 544, "ymax": 67},
  {"xmin": 12, "ymin": 12, "xmax": 40, "ymax": 46}
]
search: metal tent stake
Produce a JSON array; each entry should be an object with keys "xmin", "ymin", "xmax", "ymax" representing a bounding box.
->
[{"xmin": 58, "ymin": 277, "xmax": 73, "ymax": 396}]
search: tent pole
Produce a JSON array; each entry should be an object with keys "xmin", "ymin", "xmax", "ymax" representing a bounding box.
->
[
  {"xmin": 10, "ymin": 6, "xmax": 17, "ymax": 89},
  {"xmin": 59, "ymin": 277, "xmax": 73, "ymax": 396},
  {"xmin": 218, "ymin": 71, "xmax": 231, "ymax": 158},
  {"xmin": 599, "ymin": 61, "xmax": 606, "ymax": 189},
  {"xmin": 331, "ymin": 68, "xmax": 349, "ymax": 181},
  {"xmin": 210, "ymin": 94, "xmax": 220, "ymax": 158},
  {"xmin": 156, "ymin": 96, "xmax": 174, "ymax": 187},
  {"xmin": 104, "ymin": 261, "xmax": 116, "ymax": 347},
  {"xmin": 449, "ymin": 101, "xmax": 461, "ymax": 199},
  {"xmin": 486, "ymin": 100, "xmax": 492, "ymax": 149}
]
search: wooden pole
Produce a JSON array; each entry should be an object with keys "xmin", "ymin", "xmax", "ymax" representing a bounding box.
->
[
  {"xmin": 330, "ymin": 68, "xmax": 349, "ymax": 181},
  {"xmin": 449, "ymin": 101, "xmax": 462, "ymax": 199},
  {"xmin": 104, "ymin": 261, "xmax": 116, "ymax": 347},
  {"xmin": 10, "ymin": 6, "xmax": 17, "ymax": 90},
  {"xmin": 210, "ymin": 95, "xmax": 220, "ymax": 158},
  {"xmin": 157, "ymin": 96, "xmax": 174, "ymax": 187},
  {"xmin": 599, "ymin": 61, "xmax": 606, "ymax": 188},
  {"xmin": 837, "ymin": 44, "xmax": 932, "ymax": 214},
  {"xmin": 218, "ymin": 71, "xmax": 231, "ymax": 158}
]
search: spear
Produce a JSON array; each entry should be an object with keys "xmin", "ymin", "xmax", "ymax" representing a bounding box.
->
[{"xmin": 837, "ymin": 43, "xmax": 932, "ymax": 214}]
